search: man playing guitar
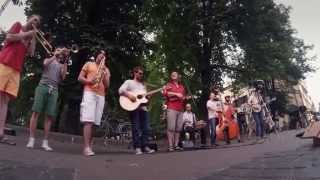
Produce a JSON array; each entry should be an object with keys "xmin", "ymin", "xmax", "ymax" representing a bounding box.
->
[{"xmin": 118, "ymin": 66, "xmax": 155, "ymax": 155}]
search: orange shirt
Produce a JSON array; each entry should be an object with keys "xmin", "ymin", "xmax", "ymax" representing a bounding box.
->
[{"xmin": 81, "ymin": 62, "xmax": 106, "ymax": 96}]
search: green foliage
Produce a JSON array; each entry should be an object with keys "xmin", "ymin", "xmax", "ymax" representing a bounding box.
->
[
  {"xmin": 7, "ymin": 0, "xmax": 314, "ymax": 133},
  {"xmin": 13, "ymin": 0, "xmax": 147, "ymax": 131},
  {"xmin": 144, "ymin": 0, "xmax": 314, "ymax": 118}
]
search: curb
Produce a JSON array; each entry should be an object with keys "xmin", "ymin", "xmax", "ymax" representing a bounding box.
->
[
  {"xmin": 7, "ymin": 125, "xmax": 92, "ymax": 144},
  {"xmin": 7, "ymin": 124, "xmax": 268, "ymax": 150}
]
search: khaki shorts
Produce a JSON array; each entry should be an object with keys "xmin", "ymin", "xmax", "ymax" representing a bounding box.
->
[
  {"xmin": 0, "ymin": 64, "xmax": 20, "ymax": 97},
  {"xmin": 166, "ymin": 109, "xmax": 184, "ymax": 132},
  {"xmin": 80, "ymin": 91, "xmax": 105, "ymax": 126}
]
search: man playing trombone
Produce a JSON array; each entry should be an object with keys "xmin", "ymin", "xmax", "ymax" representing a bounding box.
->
[
  {"xmin": 0, "ymin": 15, "xmax": 41, "ymax": 145},
  {"xmin": 26, "ymin": 47, "xmax": 69, "ymax": 151}
]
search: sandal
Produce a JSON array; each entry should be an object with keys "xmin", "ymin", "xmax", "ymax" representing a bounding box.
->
[{"xmin": 0, "ymin": 136, "xmax": 16, "ymax": 146}]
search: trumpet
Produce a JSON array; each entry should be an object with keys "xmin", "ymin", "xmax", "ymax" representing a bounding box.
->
[{"xmin": 32, "ymin": 24, "xmax": 53, "ymax": 55}]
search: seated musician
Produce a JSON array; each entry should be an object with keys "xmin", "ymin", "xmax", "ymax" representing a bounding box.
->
[{"xmin": 181, "ymin": 103, "xmax": 196, "ymax": 143}]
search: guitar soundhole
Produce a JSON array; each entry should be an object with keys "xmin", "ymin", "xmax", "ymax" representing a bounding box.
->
[{"xmin": 137, "ymin": 95, "xmax": 143, "ymax": 99}]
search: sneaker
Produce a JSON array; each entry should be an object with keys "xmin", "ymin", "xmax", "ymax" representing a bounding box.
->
[
  {"xmin": 0, "ymin": 136, "xmax": 16, "ymax": 146},
  {"xmin": 83, "ymin": 147, "xmax": 95, "ymax": 156},
  {"xmin": 144, "ymin": 146, "xmax": 155, "ymax": 154},
  {"xmin": 167, "ymin": 147, "xmax": 175, "ymax": 152},
  {"xmin": 41, "ymin": 140, "xmax": 53, "ymax": 151},
  {"xmin": 26, "ymin": 137, "xmax": 35, "ymax": 149},
  {"xmin": 135, "ymin": 148, "xmax": 143, "ymax": 155},
  {"xmin": 174, "ymin": 146, "xmax": 183, "ymax": 151},
  {"xmin": 210, "ymin": 144, "xmax": 218, "ymax": 148}
]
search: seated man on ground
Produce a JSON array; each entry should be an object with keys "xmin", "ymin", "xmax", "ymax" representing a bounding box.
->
[{"xmin": 180, "ymin": 103, "xmax": 197, "ymax": 147}]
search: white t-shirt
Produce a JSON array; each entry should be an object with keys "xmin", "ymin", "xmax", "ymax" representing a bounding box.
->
[
  {"xmin": 118, "ymin": 79, "xmax": 146, "ymax": 94},
  {"xmin": 207, "ymin": 100, "xmax": 223, "ymax": 119},
  {"xmin": 118, "ymin": 79, "xmax": 147, "ymax": 111},
  {"xmin": 183, "ymin": 111, "xmax": 196, "ymax": 127},
  {"xmin": 248, "ymin": 92, "xmax": 263, "ymax": 112}
]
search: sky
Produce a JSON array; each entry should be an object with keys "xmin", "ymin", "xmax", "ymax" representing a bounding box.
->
[
  {"xmin": 0, "ymin": 0, "xmax": 319, "ymax": 108},
  {"xmin": 275, "ymin": 0, "xmax": 320, "ymax": 109}
]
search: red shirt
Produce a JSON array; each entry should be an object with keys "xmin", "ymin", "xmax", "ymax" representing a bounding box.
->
[
  {"xmin": 163, "ymin": 81, "xmax": 186, "ymax": 111},
  {"xmin": 0, "ymin": 22, "xmax": 28, "ymax": 72}
]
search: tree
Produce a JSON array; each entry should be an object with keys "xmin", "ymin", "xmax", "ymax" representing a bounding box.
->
[
  {"xmin": 8, "ymin": 0, "xmax": 314, "ymax": 135},
  {"xmin": 15, "ymin": 0, "xmax": 147, "ymax": 133},
  {"xmin": 144, "ymin": 0, "xmax": 314, "ymax": 118}
]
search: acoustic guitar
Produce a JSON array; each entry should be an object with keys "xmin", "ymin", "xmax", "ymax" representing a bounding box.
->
[{"xmin": 119, "ymin": 87, "xmax": 163, "ymax": 111}]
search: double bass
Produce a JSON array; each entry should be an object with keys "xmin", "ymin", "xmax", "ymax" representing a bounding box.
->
[{"xmin": 216, "ymin": 101, "xmax": 239, "ymax": 140}]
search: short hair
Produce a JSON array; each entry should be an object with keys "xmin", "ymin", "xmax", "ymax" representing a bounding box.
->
[
  {"xmin": 133, "ymin": 66, "xmax": 144, "ymax": 73},
  {"xmin": 95, "ymin": 49, "xmax": 106, "ymax": 57}
]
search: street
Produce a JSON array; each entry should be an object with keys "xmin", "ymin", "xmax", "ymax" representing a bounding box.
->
[{"xmin": 0, "ymin": 130, "xmax": 318, "ymax": 180}]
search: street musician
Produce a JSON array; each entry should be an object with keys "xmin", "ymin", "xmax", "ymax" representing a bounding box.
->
[
  {"xmin": 26, "ymin": 47, "xmax": 69, "ymax": 151},
  {"xmin": 78, "ymin": 50, "xmax": 110, "ymax": 156},
  {"xmin": 0, "ymin": 15, "xmax": 41, "ymax": 145}
]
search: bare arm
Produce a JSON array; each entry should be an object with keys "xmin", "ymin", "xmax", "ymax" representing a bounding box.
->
[
  {"xmin": 60, "ymin": 62, "xmax": 68, "ymax": 80},
  {"xmin": 166, "ymin": 91, "xmax": 181, "ymax": 97},
  {"xmin": 43, "ymin": 56, "xmax": 56, "ymax": 67},
  {"xmin": 5, "ymin": 30, "xmax": 35, "ymax": 43},
  {"xmin": 78, "ymin": 69, "xmax": 92, "ymax": 85},
  {"xmin": 103, "ymin": 67, "xmax": 110, "ymax": 89}
]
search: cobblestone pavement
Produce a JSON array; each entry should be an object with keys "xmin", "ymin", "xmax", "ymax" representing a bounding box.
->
[{"xmin": 0, "ymin": 129, "xmax": 316, "ymax": 180}]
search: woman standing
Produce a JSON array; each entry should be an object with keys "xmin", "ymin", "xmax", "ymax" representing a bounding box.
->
[{"xmin": 163, "ymin": 72, "xmax": 188, "ymax": 151}]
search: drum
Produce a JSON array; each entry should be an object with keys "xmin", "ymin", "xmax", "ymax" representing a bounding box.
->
[{"xmin": 195, "ymin": 120, "xmax": 207, "ymax": 129}]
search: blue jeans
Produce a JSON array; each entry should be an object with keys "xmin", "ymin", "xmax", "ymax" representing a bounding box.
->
[
  {"xmin": 252, "ymin": 111, "xmax": 264, "ymax": 137},
  {"xmin": 129, "ymin": 109, "xmax": 151, "ymax": 149},
  {"xmin": 208, "ymin": 118, "xmax": 217, "ymax": 145}
]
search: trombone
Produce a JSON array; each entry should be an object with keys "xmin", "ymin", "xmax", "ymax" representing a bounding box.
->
[
  {"xmin": 32, "ymin": 24, "xmax": 53, "ymax": 55},
  {"xmin": 31, "ymin": 24, "xmax": 80, "ymax": 56}
]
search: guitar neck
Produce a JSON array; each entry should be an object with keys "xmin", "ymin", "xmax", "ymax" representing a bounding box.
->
[{"xmin": 145, "ymin": 88, "xmax": 163, "ymax": 96}]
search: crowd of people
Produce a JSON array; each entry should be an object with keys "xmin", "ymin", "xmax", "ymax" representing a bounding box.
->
[{"xmin": 0, "ymin": 14, "xmax": 279, "ymax": 156}]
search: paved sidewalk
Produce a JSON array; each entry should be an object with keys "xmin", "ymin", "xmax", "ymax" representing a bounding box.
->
[
  {"xmin": 200, "ymin": 145, "xmax": 320, "ymax": 180},
  {"xmin": 0, "ymin": 129, "xmax": 315, "ymax": 180}
]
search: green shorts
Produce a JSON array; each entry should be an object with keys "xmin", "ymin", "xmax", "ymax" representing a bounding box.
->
[{"xmin": 32, "ymin": 84, "xmax": 59, "ymax": 118}]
